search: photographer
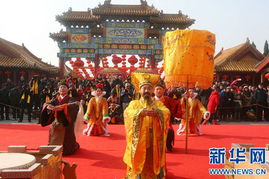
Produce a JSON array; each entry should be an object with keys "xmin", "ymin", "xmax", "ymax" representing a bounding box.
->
[{"xmin": 121, "ymin": 83, "xmax": 134, "ymax": 110}]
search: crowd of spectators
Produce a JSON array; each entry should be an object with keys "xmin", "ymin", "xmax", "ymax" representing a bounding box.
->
[{"xmin": 0, "ymin": 75, "xmax": 268, "ymax": 123}]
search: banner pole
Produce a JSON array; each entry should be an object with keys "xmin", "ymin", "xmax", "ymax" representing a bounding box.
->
[{"xmin": 185, "ymin": 75, "xmax": 189, "ymax": 153}]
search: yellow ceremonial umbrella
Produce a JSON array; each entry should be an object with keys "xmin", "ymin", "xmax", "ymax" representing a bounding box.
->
[{"xmin": 163, "ymin": 29, "xmax": 216, "ymax": 153}]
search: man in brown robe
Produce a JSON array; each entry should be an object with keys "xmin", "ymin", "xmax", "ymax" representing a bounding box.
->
[{"xmin": 40, "ymin": 82, "xmax": 80, "ymax": 156}]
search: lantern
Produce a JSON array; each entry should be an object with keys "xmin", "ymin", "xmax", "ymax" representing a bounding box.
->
[
  {"xmin": 265, "ymin": 73, "xmax": 269, "ymax": 80},
  {"xmin": 102, "ymin": 57, "xmax": 109, "ymax": 68},
  {"xmin": 122, "ymin": 54, "xmax": 127, "ymax": 68},
  {"xmin": 122, "ymin": 61, "xmax": 127, "ymax": 66},
  {"xmin": 138, "ymin": 61, "xmax": 144, "ymax": 68},
  {"xmin": 222, "ymin": 75, "xmax": 228, "ymax": 80},
  {"xmin": 74, "ymin": 57, "xmax": 84, "ymax": 68},
  {"xmin": 235, "ymin": 75, "xmax": 241, "ymax": 79},
  {"xmin": 112, "ymin": 55, "xmax": 122, "ymax": 67},
  {"xmin": 128, "ymin": 55, "xmax": 138, "ymax": 66},
  {"xmin": 244, "ymin": 75, "xmax": 252, "ymax": 80},
  {"xmin": 5, "ymin": 71, "xmax": 11, "ymax": 77},
  {"xmin": 213, "ymin": 74, "xmax": 219, "ymax": 80},
  {"xmin": 19, "ymin": 71, "xmax": 25, "ymax": 76}
]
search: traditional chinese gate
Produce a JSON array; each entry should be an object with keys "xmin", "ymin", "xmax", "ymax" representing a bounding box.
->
[{"xmin": 50, "ymin": 0, "xmax": 194, "ymax": 78}]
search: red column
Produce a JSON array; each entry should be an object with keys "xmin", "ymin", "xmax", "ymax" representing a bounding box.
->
[
  {"xmin": 94, "ymin": 54, "xmax": 100, "ymax": 77},
  {"xmin": 59, "ymin": 57, "xmax": 65, "ymax": 79},
  {"xmin": 150, "ymin": 55, "xmax": 155, "ymax": 68}
]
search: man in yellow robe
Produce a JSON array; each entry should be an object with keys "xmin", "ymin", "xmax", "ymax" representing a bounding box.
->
[{"xmin": 123, "ymin": 73, "xmax": 170, "ymax": 179}]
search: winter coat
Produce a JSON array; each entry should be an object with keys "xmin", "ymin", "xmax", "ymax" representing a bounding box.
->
[{"xmin": 207, "ymin": 91, "xmax": 220, "ymax": 114}]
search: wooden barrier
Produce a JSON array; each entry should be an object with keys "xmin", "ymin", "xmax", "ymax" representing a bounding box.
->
[{"xmin": 0, "ymin": 145, "xmax": 77, "ymax": 179}]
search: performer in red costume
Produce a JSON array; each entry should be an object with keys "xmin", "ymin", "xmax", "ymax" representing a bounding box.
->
[
  {"xmin": 40, "ymin": 82, "xmax": 80, "ymax": 156},
  {"xmin": 203, "ymin": 87, "xmax": 220, "ymax": 125},
  {"xmin": 153, "ymin": 83, "xmax": 182, "ymax": 152}
]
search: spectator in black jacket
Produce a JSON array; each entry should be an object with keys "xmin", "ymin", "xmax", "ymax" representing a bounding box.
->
[
  {"xmin": 254, "ymin": 84, "xmax": 268, "ymax": 121},
  {"xmin": 102, "ymin": 77, "xmax": 111, "ymax": 99},
  {"xmin": 9, "ymin": 84, "xmax": 22, "ymax": 120},
  {"xmin": 111, "ymin": 75, "xmax": 124, "ymax": 89},
  {"xmin": 0, "ymin": 83, "xmax": 10, "ymax": 120},
  {"xmin": 222, "ymin": 87, "xmax": 234, "ymax": 120},
  {"xmin": 19, "ymin": 84, "xmax": 32, "ymax": 122}
]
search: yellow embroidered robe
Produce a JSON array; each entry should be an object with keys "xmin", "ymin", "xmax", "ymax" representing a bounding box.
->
[
  {"xmin": 180, "ymin": 97, "xmax": 206, "ymax": 134},
  {"xmin": 123, "ymin": 98, "xmax": 170, "ymax": 179},
  {"xmin": 84, "ymin": 97, "xmax": 109, "ymax": 135}
]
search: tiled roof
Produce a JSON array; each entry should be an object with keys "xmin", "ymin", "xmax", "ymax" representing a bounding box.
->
[
  {"xmin": 0, "ymin": 38, "xmax": 58, "ymax": 74},
  {"xmin": 214, "ymin": 40, "xmax": 264, "ymax": 72},
  {"xmin": 56, "ymin": 11, "xmax": 100, "ymax": 24},
  {"xmin": 92, "ymin": 2, "xmax": 160, "ymax": 16},
  {"xmin": 215, "ymin": 57, "xmax": 260, "ymax": 72},
  {"xmin": 55, "ymin": 2, "xmax": 194, "ymax": 28},
  {"xmin": 255, "ymin": 55, "xmax": 269, "ymax": 72},
  {"xmin": 150, "ymin": 13, "xmax": 195, "ymax": 25},
  {"xmin": 50, "ymin": 31, "xmax": 68, "ymax": 41}
]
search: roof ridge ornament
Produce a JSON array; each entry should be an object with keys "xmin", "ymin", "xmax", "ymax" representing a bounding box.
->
[
  {"xmin": 88, "ymin": 8, "xmax": 93, "ymax": 15},
  {"xmin": 104, "ymin": 0, "xmax": 111, "ymax": 5},
  {"xmin": 140, "ymin": 0, "xmax": 147, "ymax": 6},
  {"xmin": 246, "ymin": 37, "xmax": 250, "ymax": 44}
]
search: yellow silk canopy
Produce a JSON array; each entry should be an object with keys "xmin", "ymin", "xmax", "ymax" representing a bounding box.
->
[{"xmin": 163, "ymin": 29, "xmax": 216, "ymax": 89}]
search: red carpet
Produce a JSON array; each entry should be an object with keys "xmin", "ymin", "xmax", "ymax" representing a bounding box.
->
[{"xmin": 0, "ymin": 124, "xmax": 269, "ymax": 179}]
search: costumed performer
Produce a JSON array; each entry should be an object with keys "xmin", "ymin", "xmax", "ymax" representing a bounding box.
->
[
  {"xmin": 203, "ymin": 86, "xmax": 220, "ymax": 125},
  {"xmin": 153, "ymin": 82, "xmax": 182, "ymax": 152},
  {"xmin": 123, "ymin": 72, "xmax": 170, "ymax": 179},
  {"xmin": 83, "ymin": 83, "xmax": 111, "ymax": 136},
  {"xmin": 40, "ymin": 82, "xmax": 80, "ymax": 156},
  {"xmin": 177, "ymin": 88, "xmax": 210, "ymax": 136}
]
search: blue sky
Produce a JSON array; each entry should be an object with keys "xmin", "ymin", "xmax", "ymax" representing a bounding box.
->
[{"xmin": 0, "ymin": 0, "xmax": 268, "ymax": 66}]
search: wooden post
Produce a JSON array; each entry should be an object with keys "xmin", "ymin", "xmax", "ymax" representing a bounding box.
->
[
  {"xmin": 94, "ymin": 54, "xmax": 100, "ymax": 77},
  {"xmin": 185, "ymin": 76, "xmax": 189, "ymax": 153},
  {"xmin": 59, "ymin": 57, "xmax": 65, "ymax": 79},
  {"xmin": 150, "ymin": 54, "xmax": 155, "ymax": 68}
]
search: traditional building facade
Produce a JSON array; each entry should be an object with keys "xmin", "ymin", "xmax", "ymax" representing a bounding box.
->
[
  {"xmin": 255, "ymin": 55, "xmax": 269, "ymax": 86},
  {"xmin": 50, "ymin": 0, "xmax": 195, "ymax": 78},
  {"xmin": 214, "ymin": 39, "xmax": 265, "ymax": 85},
  {"xmin": 0, "ymin": 37, "xmax": 59, "ymax": 84}
]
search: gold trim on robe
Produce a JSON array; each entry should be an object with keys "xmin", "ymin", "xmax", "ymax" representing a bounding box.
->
[{"xmin": 123, "ymin": 98, "xmax": 170, "ymax": 178}]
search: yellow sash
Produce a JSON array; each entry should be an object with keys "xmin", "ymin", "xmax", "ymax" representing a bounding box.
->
[
  {"xmin": 21, "ymin": 93, "xmax": 25, "ymax": 100},
  {"xmin": 31, "ymin": 80, "xmax": 39, "ymax": 94},
  {"xmin": 27, "ymin": 95, "xmax": 31, "ymax": 104},
  {"xmin": 45, "ymin": 96, "xmax": 50, "ymax": 103}
]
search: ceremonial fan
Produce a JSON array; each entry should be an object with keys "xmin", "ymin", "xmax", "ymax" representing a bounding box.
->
[{"xmin": 163, "ymin": 29, "xmax": 216, "ymax": 153}]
